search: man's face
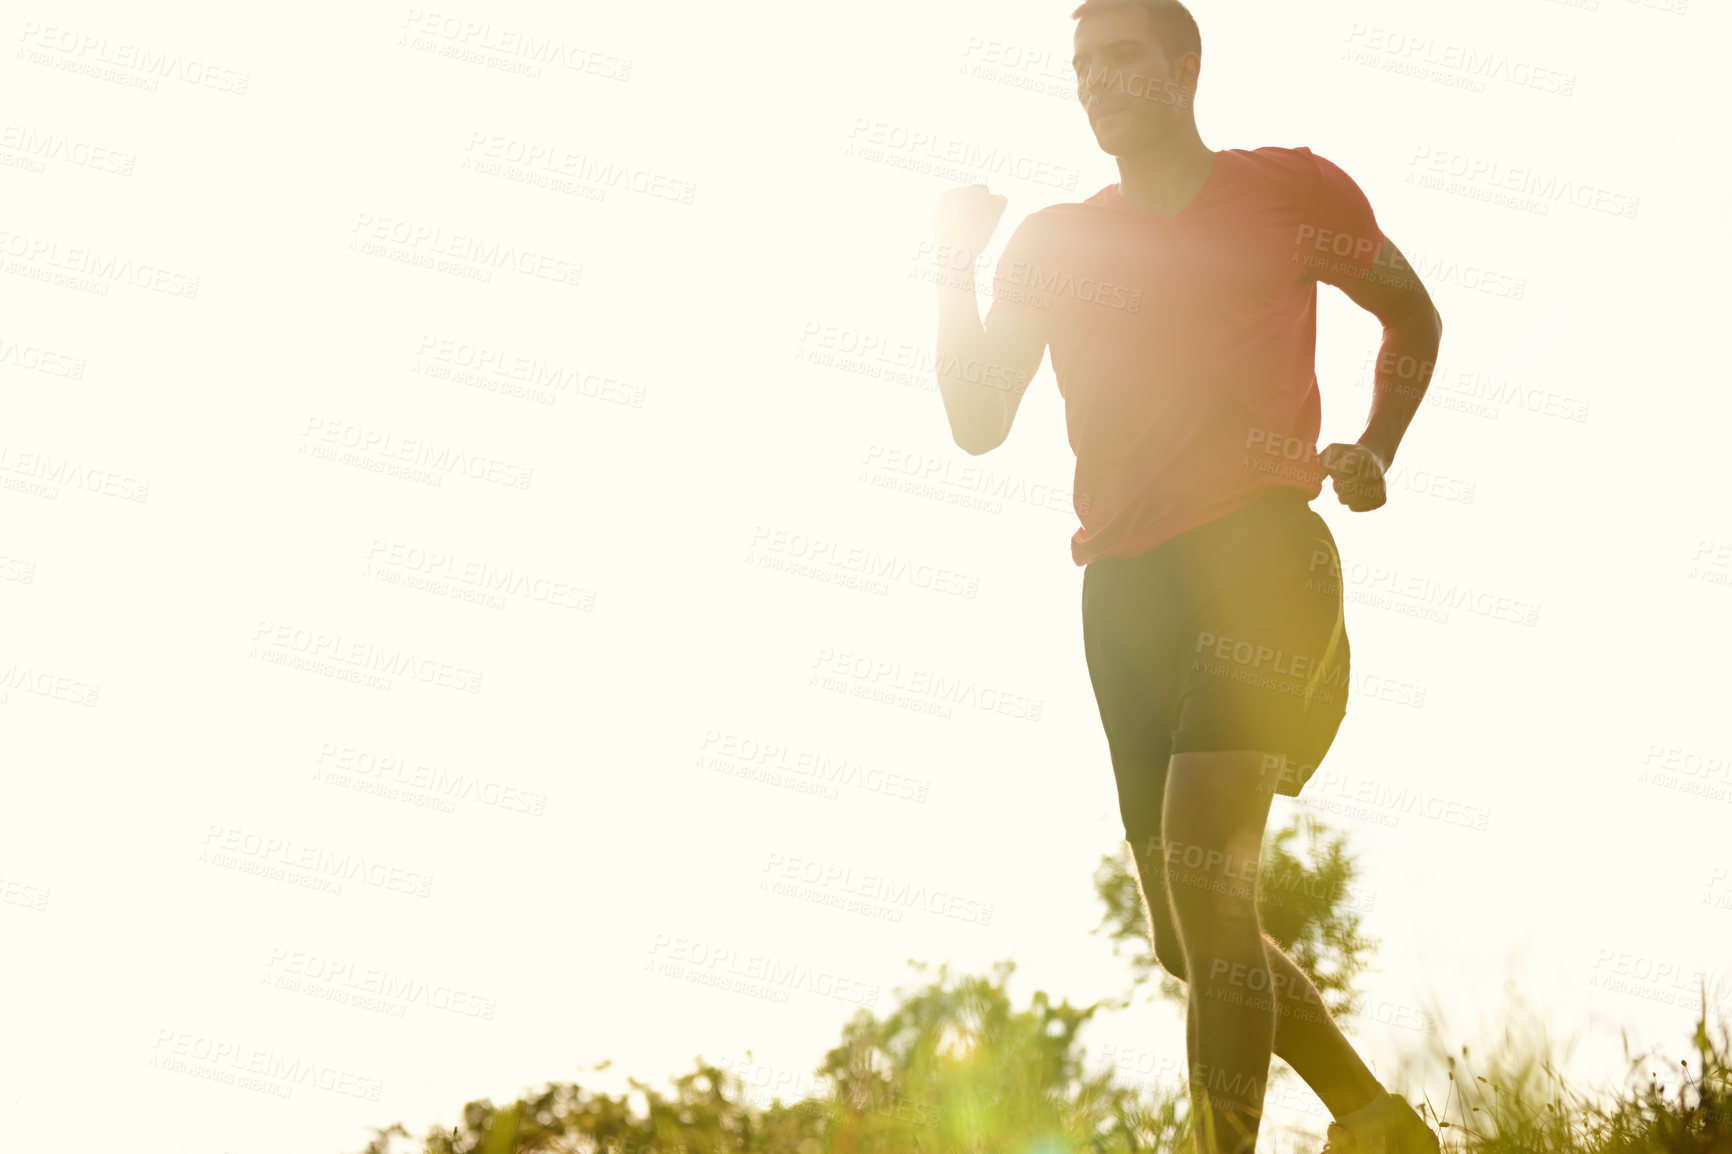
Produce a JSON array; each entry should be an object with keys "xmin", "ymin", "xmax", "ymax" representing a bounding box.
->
[{"xmin": 1072, "ymin": 8, "xmax": 1195, "ymax": 155}]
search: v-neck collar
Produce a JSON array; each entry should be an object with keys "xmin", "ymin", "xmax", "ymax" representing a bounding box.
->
[{"xmin": 1110, "ymin": 149, "xmax": 1228, "ymax": 220}]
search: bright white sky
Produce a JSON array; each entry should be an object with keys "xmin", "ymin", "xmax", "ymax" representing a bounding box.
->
[{"xmin": 3, "ymin": 0, "xmax": 1729, "ymax": 1150}]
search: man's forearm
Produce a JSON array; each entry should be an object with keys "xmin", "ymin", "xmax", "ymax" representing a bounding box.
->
[
  {"xmin": 1359, "ymin": 313, "xmax": 1443, "ymax": 467},
  {"xmin": 934, "ymin": 266, "xmax": 1010, "ymax": 451}
]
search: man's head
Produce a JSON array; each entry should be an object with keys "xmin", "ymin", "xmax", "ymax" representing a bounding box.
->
[{"xmin": 1070, "ymin": 0, "xmax": 1201, "ymax": 155}]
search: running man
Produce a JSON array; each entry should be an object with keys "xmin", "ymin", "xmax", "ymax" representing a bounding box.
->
[{"xmin": 930, "ymin": 2, "xmax": 1443, "ymax": 1152}]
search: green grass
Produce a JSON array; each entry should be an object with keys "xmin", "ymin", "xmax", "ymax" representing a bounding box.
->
[
  {"xmin": 355, "ymin": 984, "xmax": 1732, "ymax": 1154},
  {"xmin": 1408, "ymin": 994, "xmax": 1732, "ymax": 1153}
]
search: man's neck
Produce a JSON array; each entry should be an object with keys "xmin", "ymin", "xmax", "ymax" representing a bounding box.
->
[{"xmin": 1115, "ymin": 130, "xmax": 1217, "ymax": 217}]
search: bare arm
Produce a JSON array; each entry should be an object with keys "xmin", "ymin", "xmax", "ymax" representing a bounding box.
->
[
  {"xmin": 1335, "ymin": 236, "xmax": 1443, "ymax": 468},
  {"xmin": 1318, "ymin": 235, "xmax": 1443, "ymax": 511},
  {"xmin": 935, "ymin": 266, "xmax": 1047, "ymax": 454},
  {"xmin": 930, "ymin": 185, "xmax": 1048, "ymax": 455}
]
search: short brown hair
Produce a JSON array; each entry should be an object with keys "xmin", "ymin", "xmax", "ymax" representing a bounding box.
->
[{"xmin": 1070, "ymin": 0, "xmax": 1202, "ymax": 65}]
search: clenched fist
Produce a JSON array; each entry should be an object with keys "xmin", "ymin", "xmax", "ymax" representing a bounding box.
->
[
  {"xmin": 1320, "ymin": 442, "xmax": 1388, "ymax": 512},
  {"xmin": 932, "ymin": 184, "xmax": 1008, "ymax": 256}
]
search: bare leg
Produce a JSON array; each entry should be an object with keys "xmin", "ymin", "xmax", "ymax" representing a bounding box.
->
[
  {"xmin": 1129, "ymin": 833, "xmax": 1384, "ymax": 1118},
  {"xmin": 1160, "ymin": 751, "xmax": 1278, "ymax": 1152},
  {"xmin": 1159, "ymin": 750, "xmax": 1391, "ymax": 1152}
]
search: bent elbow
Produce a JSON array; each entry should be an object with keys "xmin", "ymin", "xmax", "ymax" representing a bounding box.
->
[
  {"xmin": 955, "ymin": 432, "xmax": 1000, "ymax": 457},
  {"xmin": 1389, "ymin": 300, "xmax": 1443, "ymax": 344}
]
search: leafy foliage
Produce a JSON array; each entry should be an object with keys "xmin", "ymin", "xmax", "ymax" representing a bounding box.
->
[
  {"xmin": 353, "ymin": 815, "xmax": 1731, "ymax": 1154},
  {"xmin": 355, "ymin": 958, "xmax": 1198, "ymax": 1154}
]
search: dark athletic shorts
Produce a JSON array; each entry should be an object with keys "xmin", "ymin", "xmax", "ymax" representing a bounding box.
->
[{"xmin": 1080, "ymin": 486, "xmax": 1350, "ymax": 847}]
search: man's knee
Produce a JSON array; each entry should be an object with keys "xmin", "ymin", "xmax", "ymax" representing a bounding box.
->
[
  {"xmin": 1168, "ymin": 885, "xmax": 1260, "ymax": 948},
  {"xmin": 1154, "ymin": 930, "xmax": 1188, "ymax": 980},
  {"xmin": 1127, "ymin": 834, "xmax": 1190, "ymax": 981},
  {"xmin": 1161, "ymin": 840, "xmax": 1260, "ymax": 928}
]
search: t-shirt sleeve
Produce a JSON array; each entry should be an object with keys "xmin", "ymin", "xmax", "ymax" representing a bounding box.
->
[
  {"xmin": 984, "ymin": 212, "xmax": 1052, "ymax": 323},
  {"xmin": 1298, "ymin": 149, "xmax": 1387, "ymax": 287}
]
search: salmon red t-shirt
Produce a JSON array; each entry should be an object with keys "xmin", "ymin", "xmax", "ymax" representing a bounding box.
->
[{"xmin": 985, "ymin": 146, "xmax": 1386, "ymax": 566}]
